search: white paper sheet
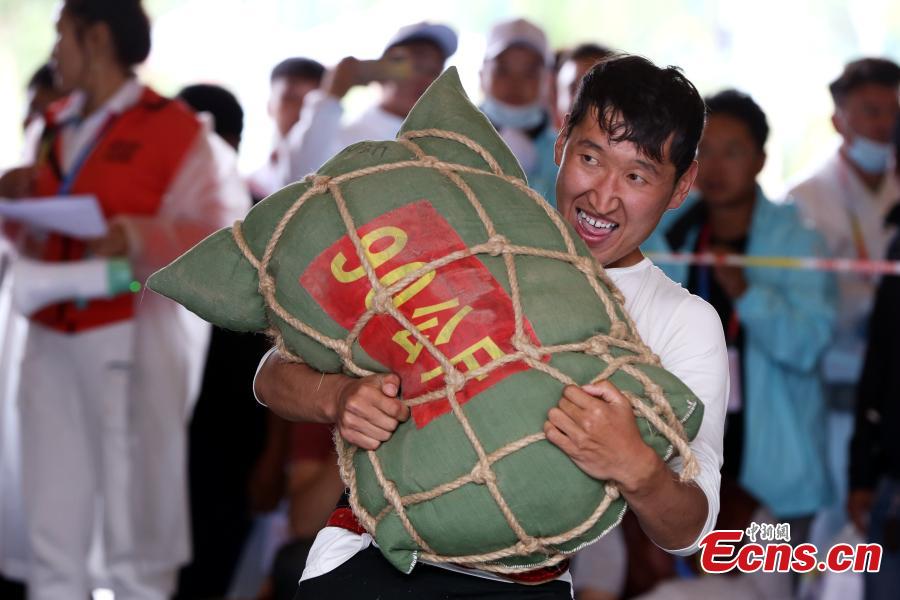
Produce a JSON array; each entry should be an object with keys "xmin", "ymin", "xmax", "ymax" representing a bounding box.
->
[{"xmin": 0, "ymin": 195, "xmax": 107, "ymax": 239}]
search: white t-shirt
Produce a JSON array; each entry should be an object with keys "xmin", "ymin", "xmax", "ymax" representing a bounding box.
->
[{"xmin": 289, "ymin": 257, "xmax": 728, "ymax": 586}]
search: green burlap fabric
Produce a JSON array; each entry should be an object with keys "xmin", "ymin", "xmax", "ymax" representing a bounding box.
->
[{"xmin": 148, "ymin": 68, "xmax": 704, "ymax": 575}]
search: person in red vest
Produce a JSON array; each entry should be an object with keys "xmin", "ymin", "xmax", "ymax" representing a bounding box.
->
[{"xmin": 0, "ymin": 1, "xmax": 248, "ymax": 598}]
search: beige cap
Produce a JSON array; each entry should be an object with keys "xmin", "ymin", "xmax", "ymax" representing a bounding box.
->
[{"xmin": 484, "ymin": 18, "xmax": 552, "ymax": 66}]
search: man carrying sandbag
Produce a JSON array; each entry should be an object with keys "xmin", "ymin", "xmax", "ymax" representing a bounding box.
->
[{"xmin": 255, "ymin": 55, "xmax": 728, "ymax": 599}]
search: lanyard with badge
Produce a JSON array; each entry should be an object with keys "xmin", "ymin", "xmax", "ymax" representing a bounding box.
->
[
  {"xmin": 43, "ymin": 113, "xmax": 121, "ymax": 309},
  {"xmin": 696, "ymin": 223, "xmax": 744, "ymax": 414},
  {"xmin": 55, "ymin": 113, "xmax": 119, "ymax": 195},
  {"xmin": 836, "ymin": 157, "xmax": 874, "ymax": 262}
]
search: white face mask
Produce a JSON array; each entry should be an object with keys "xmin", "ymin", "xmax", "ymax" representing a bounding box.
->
[
  {"xmin": 846, "ymin": 135, "xmax": 893, "ymax": 174},
  {"xmin": 481, "ymin": 96, "xmax": 546, "ymax": 130}
]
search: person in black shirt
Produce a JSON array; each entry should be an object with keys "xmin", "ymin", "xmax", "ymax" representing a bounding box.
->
[{"xmin": 847, "ymin": 119, "xmax": 900, "ymax": 600}]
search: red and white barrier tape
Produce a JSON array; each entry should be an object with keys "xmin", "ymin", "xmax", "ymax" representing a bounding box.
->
[{"xmin": 646, "ymin": 252, "xmax": 900, "ymax": 276}]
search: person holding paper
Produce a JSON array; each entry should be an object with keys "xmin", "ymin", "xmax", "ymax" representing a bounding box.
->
[{"xmin": 0, "ymin": 1, "xmax": 248, "ymax": 599}]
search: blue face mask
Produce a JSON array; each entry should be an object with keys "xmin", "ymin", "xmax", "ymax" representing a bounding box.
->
[
  {"xmin": 846, "ymin": 135, "xmax": 893, "ymax": 174},
  {"xmin": 481, "ymin": 96, "xmax": 546, "ymax": 130}
]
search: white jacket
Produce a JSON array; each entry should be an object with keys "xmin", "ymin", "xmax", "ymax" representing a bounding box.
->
[{"xmin": 788, "ymin": 151, "xmax": 899, "ymax": 384}]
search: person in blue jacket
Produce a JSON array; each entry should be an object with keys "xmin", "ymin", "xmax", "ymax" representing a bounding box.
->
[{"xmin": 643, "ymin": 89, "xmax": 837, "ymax": 541}]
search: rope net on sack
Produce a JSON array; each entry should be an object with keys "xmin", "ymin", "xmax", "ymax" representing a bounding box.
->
[{"xmin": 230, "ymin": 128, "xmax": 699, "ymax": 573}]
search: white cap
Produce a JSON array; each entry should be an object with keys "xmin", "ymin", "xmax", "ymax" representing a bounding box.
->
[
  {"xmin": 484, "ymin": 18, "xmax": 552, "ymax": 66},
  {"xmin": 383, "ymin": 22, "xmax": 458, "ymax": 59}
]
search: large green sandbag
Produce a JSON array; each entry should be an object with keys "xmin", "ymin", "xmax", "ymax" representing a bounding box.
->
[{"xmin": 148, "ymin": 68, "xmax": 703, "ymax": 575}]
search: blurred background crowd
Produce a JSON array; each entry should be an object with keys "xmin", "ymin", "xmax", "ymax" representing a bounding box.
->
[{"xmin": 0, "ymin": 1, "xmax": 899, "ymax": 599}]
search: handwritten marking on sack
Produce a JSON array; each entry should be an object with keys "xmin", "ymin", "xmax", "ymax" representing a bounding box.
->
[{"xmin": 301, "ymin": 200, "xmax": 541, "ymax": 427}]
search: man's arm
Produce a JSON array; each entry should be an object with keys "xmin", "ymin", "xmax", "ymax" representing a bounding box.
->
[
  {"xmin": 545, "ymin": 381, "xmax": 707, "ymax": 551},
  {"xmin": 253, "ymin": 349, "xmax": 409, "ymax": 450},
  {"xmin": 546, "ymin": 294, "xmax": 728, "ymax": 554}
]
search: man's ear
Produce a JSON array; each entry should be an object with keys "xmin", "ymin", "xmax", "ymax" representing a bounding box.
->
[
  {"xmin": 668, "ymin": 160, "xmax": 698, "ymax": 210},
  {"xmin": 554, "ymin": 116, "xmax": 569, "ymax": 166},
  {"xmin": 84, "ymin": 21, "xmax": 115, "ymax": 64},
  {"xmin": 832, "ymin": 112, "xmax": 847, "ymax": 137},
  {"xmin": 753, "ymin": 150, "xmax": 767, "ymax": 177}
]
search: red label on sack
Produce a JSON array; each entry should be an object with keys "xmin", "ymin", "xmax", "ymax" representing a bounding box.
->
[{"xmin": 300, "ymin": 201, "xmax": 541, "ymax": 428}]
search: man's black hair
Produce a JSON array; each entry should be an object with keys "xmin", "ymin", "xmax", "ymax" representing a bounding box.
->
[
  {"xmin": 28, "ymin": 63, "xmax": 56, "ymax": 91},
  {"xmin": 270, "ymin": 57, "xmax": 325, "ymax": 84},
  {"xmin": 705, "ymin": 89, "xmax": 769, "ymax": 151},
  {"xmin": 64, "ymin": 0, "xmax": 151, "ymax": 67},
  {"xmin": 829, "ymin": 58, "xmax": 900, "ymax": 106},
  {"xmin": 565, "ymin": 54, "xmax": 706, "ymax": 180},
  {"xmin": 177, "ymin": 84, "xmax": 244, "ymax": 142}
]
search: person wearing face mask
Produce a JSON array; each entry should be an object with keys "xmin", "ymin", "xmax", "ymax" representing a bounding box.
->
[
  {"xmin": 788, "ymin": 58, "xmax": 900, "ymax": 547},
  {"xmin": 281, "ymin": 22, "xmax": 457, "ymax": 185},
  {"xmin": 480, "ymin": 18, "xmax": 559, "ymax": 207}
]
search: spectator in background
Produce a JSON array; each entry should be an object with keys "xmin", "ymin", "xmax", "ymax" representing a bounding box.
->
[
  {"xmin": 644, "ymin": 90, "xmax": 836, "ymax": 542},
  {"xmin": 282, "ymin": 22, "xmax": 457, "ymax": 184},
  {"xmin": 788, "ymin": 57, "xmax": 900, "ymax": 546},
  {"xmin": 547, "ymin": 48, "xmax": 567, "ymax": 131},
  {"xmin": 23, "ymin": 63, "xmax": 64, "ymax": 130},
  {"xmin": 480, "ymin": 18, "xmax": 559, "ymax": 206},
  {"xmin": 249, "ymin": 58, "xmax": 324, "ymax": 199},
  {"xmin": 178, "ymin": 83, "xmax": 245, "ymax": 150},
  {"xmin": 847, "ymin": 119, "xmax": 900, "ymax": 600},
  {"xmin": 554, "ymin": 43, "xmax": 613, "ymax": 130},
  {"xmin": 174, "ymin": 83, "xmax": 274, "ymax": 600},
  {"xmin": 0, "ymin": 60, "xmax": 63, "ymax": 600},
  {"xmin": 0, "ymin": 1, "xmax": 248, "ymax": 597}
]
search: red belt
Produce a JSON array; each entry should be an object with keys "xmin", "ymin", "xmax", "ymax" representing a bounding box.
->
[{"xmin": 326, "ymin": 507, "xmax": 570, "ymax": 585}]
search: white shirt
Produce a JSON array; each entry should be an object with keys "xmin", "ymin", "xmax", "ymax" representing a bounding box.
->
[
  {"xmin": 282, "ymin": 90, "xmax": 404, "ymax": 185},
  {"xmin": 788, "ymin": 152, "xmax": 899, "ymax": 384},
  {"xmin": 294, "ymin": 257, "xmax": 728, "ymax": 585}
]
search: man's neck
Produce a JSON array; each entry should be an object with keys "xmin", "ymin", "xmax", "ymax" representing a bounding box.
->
[
  {"xmin": 81, "ymin": 68, "xmax": 130, "ymax": 117},
  {"xmin": 605, "ymin": 248, "xmax": 644, "ymax": 269},
  {"xmin": 707, "ymin": 190, "xmax": 756, "ymax": 241},
  {"xmin": 840, "ymin": 145, "xmax": 884, "ymax": 193}
]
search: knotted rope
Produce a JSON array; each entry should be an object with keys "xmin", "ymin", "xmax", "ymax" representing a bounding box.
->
[{"xmin": 230, "ymin": 128, "xmax": 699, "ymax": 573}]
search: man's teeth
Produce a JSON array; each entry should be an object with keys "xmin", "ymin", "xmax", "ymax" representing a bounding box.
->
[{"xmin": 577, "ymin": 209, "xmax": 617, "ymax": 229}]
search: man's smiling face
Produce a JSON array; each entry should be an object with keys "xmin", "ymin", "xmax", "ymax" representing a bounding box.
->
[{"xmin": 554, "ymin": 110, "xmax": 697, "ymax": 268}]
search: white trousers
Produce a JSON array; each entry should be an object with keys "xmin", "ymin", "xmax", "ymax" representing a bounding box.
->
[{"xmin": 19, "ymin": 321, "xmax": 181, "ymax": 600}]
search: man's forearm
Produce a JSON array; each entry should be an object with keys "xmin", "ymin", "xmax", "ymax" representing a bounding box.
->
[
  {"xmin": 254, "ymin": 350, "xmax": 350, "ymax": 423},
  {"xmin": 620, "ymin": 452, "xmax": 708, "ymax": 552}
]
